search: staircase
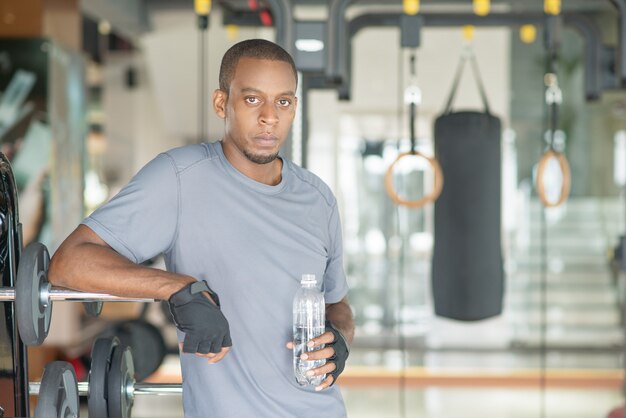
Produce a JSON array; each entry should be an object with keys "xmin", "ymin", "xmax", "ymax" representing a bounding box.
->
[{"xmin": 507, "ymin": 197, "xmax": 625, "ymax": 348}]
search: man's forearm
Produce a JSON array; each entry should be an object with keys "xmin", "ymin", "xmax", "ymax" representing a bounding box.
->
[
  {"xmin": 326, "ymin": 297, "xmax": 355, "ymax": 345},
  {"xmin": 48, "ymin": 225, "xmax": 194, "ymax": 301}
]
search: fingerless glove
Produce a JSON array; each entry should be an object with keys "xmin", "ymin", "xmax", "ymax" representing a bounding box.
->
[
  {"xmin": 325, "ymin": 320, "xmax": 350, "ymax": 386},
  {"xmin": 168, "ymin": 281, "xmax": 232, "ymax": 354}
]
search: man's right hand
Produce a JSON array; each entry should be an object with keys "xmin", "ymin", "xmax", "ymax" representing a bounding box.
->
[{"xmin": 168, "ymin": 281, "xmax": 232, "ymax": 361}]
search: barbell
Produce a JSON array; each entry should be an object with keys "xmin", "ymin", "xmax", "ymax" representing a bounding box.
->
[
  {"xmin": 31, "ymin": 336, "xmax": 182, "ymax": 418},
  {"xmin": 0, "ymin": 242, "xmax": 154, "ymax": 345}
]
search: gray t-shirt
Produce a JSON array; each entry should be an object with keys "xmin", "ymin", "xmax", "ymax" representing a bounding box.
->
[{"xmin": 83, "ymin": 141, "xmax": 349, "ymax": 418}]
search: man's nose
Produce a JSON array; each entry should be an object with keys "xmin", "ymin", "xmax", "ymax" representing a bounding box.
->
[{"xmin": 259, "ymin": 102, "xmax": 279, "ymax": 126}]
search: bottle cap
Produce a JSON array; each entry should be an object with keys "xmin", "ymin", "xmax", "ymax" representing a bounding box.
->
[{"xmin": 301, "ymin": 274, "xmax": 317, "ymax": 284}]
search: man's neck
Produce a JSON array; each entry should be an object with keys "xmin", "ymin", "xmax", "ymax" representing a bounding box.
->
[{"xmin": 221, "ymin": 141, "xmax": 283, "ymax": 186}]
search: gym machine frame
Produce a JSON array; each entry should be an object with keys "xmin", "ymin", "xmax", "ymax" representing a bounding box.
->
[
  {"xmin": 326, "ymin": 0, "xmax": 626, "ymax": 97},
  {"xmin": 330, "ymin": 11, "xmax": 618, "ymax": 102},
  {"xmin": 0, "ymin": 153, "xmax": 29, "ymax": 417}
]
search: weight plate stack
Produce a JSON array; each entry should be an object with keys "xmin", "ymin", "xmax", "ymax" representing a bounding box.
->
[
  {"xmin": 107, "ymin": 343, "xmax": 136, "ymax": 418},
  {"xmin": 35, "ymin": 361, "xmax": 79, "ymax": 418},
  {"xmin": 88, "ymin": 336, "xmax": 120, "ymax": 418}
]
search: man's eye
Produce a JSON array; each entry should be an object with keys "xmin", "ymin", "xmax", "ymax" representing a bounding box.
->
[
  {"xmin": 245, "ymin": 97, "xmax": 259, "ymax": 104},
  {"xmin": 278, "ymin": 99, "xmax": 291, "ymax": 107}
]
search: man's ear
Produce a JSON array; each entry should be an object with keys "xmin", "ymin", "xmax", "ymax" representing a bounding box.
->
[{"xmin": 213, "ymin": 89, "xmax": 227, "ymax": 119}]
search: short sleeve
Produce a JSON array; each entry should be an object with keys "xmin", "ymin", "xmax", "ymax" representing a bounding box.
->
[
  {"xmin": 323, "ymin": 202, "xmax": 349, "ymax": 304},
  {"xmin": 82, "ymin": 153, "xmax": 179, "ymax": 264}
]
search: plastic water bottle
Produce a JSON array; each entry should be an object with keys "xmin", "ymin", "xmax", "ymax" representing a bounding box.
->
[{"xmin": 293, "ymin": 274, "xmax": 326, "ymax": 386}]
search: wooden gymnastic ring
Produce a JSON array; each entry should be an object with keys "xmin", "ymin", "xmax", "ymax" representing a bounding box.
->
[
  {"xmin": 384, "ymin": 151, "xmax": 444, "ymax": 208},
  {"xmin": 536, "ymin": 149, "xmax": 571, "ymax": 208}
]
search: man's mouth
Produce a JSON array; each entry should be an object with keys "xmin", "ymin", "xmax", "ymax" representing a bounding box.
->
[{"xmin": 254, "ymin": 133, "xmax": 278, "ymax": 145}]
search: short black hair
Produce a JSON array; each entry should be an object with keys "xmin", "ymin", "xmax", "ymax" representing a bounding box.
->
[{"xmin": 219, "ymin": 39, "xmax": 298, "ymax": 92}]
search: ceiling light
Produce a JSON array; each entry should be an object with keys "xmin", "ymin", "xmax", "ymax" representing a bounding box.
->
[{"xmin": 295, "ymin": 39, "xmax": 324, "ymax": 52}]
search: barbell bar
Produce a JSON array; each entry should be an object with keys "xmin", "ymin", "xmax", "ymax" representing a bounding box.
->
[
  {"xmin": 29, "ymin": 382, "xmax": 183, "ymax": 397},
  {"xmin": 0, "ymin": 242, "xmax": 154, "ymax": 345},
  {"xmin": 0, "ymin": 287, "xmax": 156, "ymax": 303}
]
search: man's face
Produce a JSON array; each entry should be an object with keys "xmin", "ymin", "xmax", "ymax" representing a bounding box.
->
[{"xmin": 214, "ymin": 57, "xmax": 297, "ymax": 165}]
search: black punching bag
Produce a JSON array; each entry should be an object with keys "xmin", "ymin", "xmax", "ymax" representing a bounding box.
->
[{"xmin": 432, "ymin": 54, "xmax": 504, "ymax": 321}]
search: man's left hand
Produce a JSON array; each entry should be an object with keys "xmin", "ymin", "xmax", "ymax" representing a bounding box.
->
[{"xmin": 285, "ymin": 321, "xmax": 350, "ymax": 392}]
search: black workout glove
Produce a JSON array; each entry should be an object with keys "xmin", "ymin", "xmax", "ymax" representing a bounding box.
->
[
  {"xmin": 168, "ymin": 281, "xmax": 232, "ymax": 354},
  {"xmin": 325, "ymin": 320, "xmax": 350, "ymax": 386}
]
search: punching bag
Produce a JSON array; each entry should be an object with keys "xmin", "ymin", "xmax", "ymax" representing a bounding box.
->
[{"xmin": 432, "ymin": 53, "xmax": 504, "ymax": 321}]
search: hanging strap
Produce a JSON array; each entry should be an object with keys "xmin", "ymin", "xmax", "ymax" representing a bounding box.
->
[
  {"xmin": 544, "ymin": 47, "xmax": 562, "ymax": 151},
  {"xmin": 444, "ymin": 49, "xmax": 491, "ymax": 115},
  {"xmin": 409, "ymin": 52, "xmax": 417, "ymax": 153},
  {"xmin": 545, "ymin": 73, "xmax": 561, "ymax": 151}
]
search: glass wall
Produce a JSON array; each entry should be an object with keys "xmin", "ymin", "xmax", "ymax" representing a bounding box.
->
[{"xmin": 309, "ymin": 17, "xmax": 625, "ymax": 417}]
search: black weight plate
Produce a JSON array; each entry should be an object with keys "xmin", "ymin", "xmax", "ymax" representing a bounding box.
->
[
  {"xmin": 83, "ymin": 301, "xmax": 103, "ymax": 317},
  {"xmin": 88, "ymin": 336, "xmax": 119, "ymax": 418},
  {"xmin": 107, "ymin": 344, "xmax": 135, "ymax": 418},
  {"xmin": 16, "ymin": 242, "xmax": 51, "ymax": 346},
  {"xmin": 101, "ymin": 319, "xmax": 167, "ymax": 381},
  {"xmin": 35, "ymin": 361, "xmax": 79, "ymax": 418}
]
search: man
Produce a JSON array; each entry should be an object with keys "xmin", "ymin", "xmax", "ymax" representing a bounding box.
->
[{"xmin": 49, "ymin": 39, "xmax": 354, "ymax": 417}]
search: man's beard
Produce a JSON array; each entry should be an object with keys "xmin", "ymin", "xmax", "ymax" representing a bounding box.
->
[{"xmin": 243, "ymin": 149, "xmax": 280, "ymax": 165}]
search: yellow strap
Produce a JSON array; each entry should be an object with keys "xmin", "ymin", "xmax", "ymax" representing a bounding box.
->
[
  {"xmin": 226, "ymin": 24, "xmax": 239, "ymax": 41},
  {"xmin": 544, "ymin": 0, "xmax": 561, "ymax": 16},
  {"xmin": 403, "ymin": 0, "xmax": 420, "ymax": 16},
  {"xmin": 195, "ymin": 0, "xmax": 211, "ymax": 15},
  {"xmin": 473, "ymin": 0, "xmax": 490, "ymax": 16},
  {"xmin": 462, "ymin": 25, "xmax": 475, "ymax": 42},
  {"xmin": 520, "ymin": 24, "xmax": 537, "ymax": 44}
]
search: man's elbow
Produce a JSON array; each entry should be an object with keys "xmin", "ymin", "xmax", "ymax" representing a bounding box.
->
[
  {"xmin": 48, "ymin": 242, "xmax": 75, "ymax": 288},
  {"xmin": 48, "ymin": 225, "xmax": 100, "ymax": 288}
]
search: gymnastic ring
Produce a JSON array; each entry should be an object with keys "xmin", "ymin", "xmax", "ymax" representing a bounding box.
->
[
  {"xmin": 384, "ymin": 151, "xmax": 444, "ymax": 208},
  {"xmin": 536, "ymin": 149, "xmax": 571, "ymax": 208}
]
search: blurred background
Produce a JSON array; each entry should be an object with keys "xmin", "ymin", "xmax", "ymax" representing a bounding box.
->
[{"xmin": 1, "ymin": 0, "xmax": 626, "ymax": 417}]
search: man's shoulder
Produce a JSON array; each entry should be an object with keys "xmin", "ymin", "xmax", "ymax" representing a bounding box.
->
[
  {"xmin": 286, "ymin": 161, "xmax": 336, "ymax": 208},
  {"xmin": 160, "ymin": 142, "xmax": 216, "ymax": 173}
]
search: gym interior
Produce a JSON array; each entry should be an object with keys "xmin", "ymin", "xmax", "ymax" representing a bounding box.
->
[{"xmin": 1, "ymin": 0, "xmax": 626, "ymax": 417}]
